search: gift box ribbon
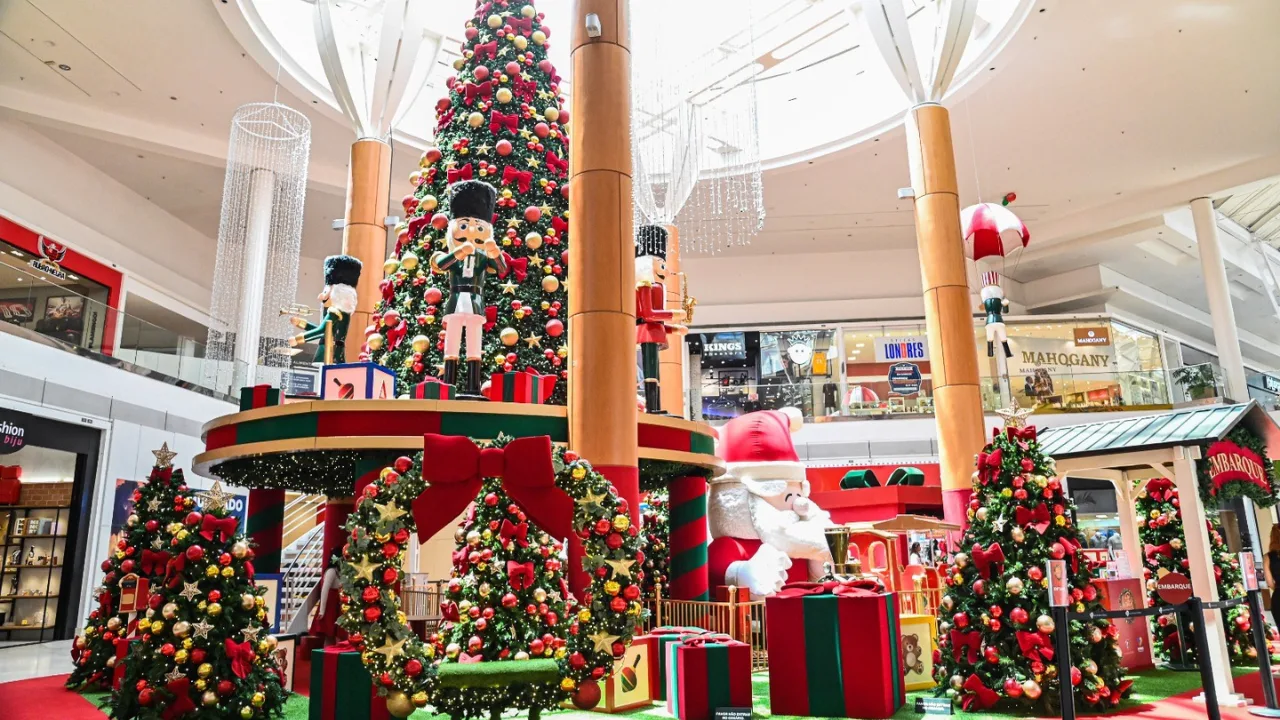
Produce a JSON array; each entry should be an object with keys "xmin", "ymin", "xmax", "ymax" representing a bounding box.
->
[{"xmin": 776, "ymin": 578, "xmax": 884, "ymax": 597}]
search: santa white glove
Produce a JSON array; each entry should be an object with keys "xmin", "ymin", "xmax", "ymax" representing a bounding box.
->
[{"xmin": 727, "ymin": 544, "xmax": 792, "ymax": 598}]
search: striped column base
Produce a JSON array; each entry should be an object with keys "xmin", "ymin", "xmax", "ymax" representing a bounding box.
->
[{"xmin": 668, "ymin": 475, "xmax": 709, "ymax": 601}]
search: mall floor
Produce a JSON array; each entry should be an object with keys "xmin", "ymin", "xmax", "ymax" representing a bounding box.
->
[{"xmin": 0, "ymin": 639, "xmax": 72, "ymax": 683}]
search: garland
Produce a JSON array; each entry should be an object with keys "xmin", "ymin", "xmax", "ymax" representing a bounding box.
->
[
  {"xmin": 1198, "ymin": 427, "xmax": 1279, "ymax": 508},
  {"xmin": 337, "ymin": 438, "xmax": 643, "ymax": 717}
]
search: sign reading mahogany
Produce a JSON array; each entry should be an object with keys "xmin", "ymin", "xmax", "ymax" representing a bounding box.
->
[
  {"xmin": 1155, "ymin": 572, "xmax": 1193, "ymax": 605},
  {"xmin": 1205, "ymin": 439, "xmax": 1270, "ymax": 494}
]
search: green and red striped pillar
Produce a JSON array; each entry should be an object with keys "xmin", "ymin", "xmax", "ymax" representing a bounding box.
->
[
  {"xmin": 247, "ymin": 488, "xmax": 285, "ymax": 573},
  {"xmin": 668, "ymin": 475, "xmax": 709, "ymax": 601}
]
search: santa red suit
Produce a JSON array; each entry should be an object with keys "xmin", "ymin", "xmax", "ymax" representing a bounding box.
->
[{"xmin": 707, "ymin": 409, "xmax": 833, "ymax": 598}]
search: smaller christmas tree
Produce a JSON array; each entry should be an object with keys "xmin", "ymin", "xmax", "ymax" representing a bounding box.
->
[
  {"xmin": 110, "ymin": 480, "xmax": 286, "ymax": 720},
  {"xmin": 69, "ymin": 444, "xmax": 189, "ymax": 690},
  {"xmin": 640, "ymin": 493, "xmax": 669, "ymax": 600}
]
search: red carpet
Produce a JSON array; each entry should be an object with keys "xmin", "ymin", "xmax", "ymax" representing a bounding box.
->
[{"xmin": 0, "ymin": 674, "xmax": 103, "ymax": 720}]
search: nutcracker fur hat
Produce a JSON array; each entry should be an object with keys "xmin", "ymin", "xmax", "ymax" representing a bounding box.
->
[
  {"xmin": 712, "ymin": 408, "xmax": 808, "ymax": 495},
  {"xmin": 635, "ymin": 225, "xmax": 668, "ymax": 260},
  {"xmin": 323, "ymin": 254, "xmax": 363, "ymax": 288},
  {"xmin": 449, "ymin": 180, "xmax": 497, "ymax": 222}
]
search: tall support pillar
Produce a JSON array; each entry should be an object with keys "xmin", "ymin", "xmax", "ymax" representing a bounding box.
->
[
  {"xmin": 906, "ymin": 103, "xmax": 985, "ymax": 529},
  {"xmin": 1191, "ymin": 197, "xmax": 1249, "ymax": 401},
  {"xmin": 568, "ymin": 0, "xmax": 640, "ymax": 542},
  {"xmin": 247, "ymin": 488, "xmax": 285, "ymax": 573},
  {"xmin": 342, "ymin": 139, "xmax": 393, "ymax": 355},
  {"xmin": 660, "ymin": 225, "xmax": 687, "ymax": 417},
  {"xmin": 667, "ymin": 475, "xmax": 709, "ymax": 601}
]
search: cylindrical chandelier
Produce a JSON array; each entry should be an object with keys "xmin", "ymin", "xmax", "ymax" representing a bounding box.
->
[{"xmin": 205, "ymin": 102, "xmax": 311, "ymax": 391}]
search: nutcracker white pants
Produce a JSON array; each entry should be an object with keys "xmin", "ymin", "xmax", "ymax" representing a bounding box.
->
[
  {"xmin": 985, "ymin": 321, "xmax": 1007, "ymax": 344},
  {"xmin": 443, "ymin": 306, "xmax": 484, "ymax": 360}
]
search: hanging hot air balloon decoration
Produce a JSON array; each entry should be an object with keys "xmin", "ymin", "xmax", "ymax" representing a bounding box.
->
[{"xmin": 961, "ymin": 202, "xmax": 1029, "ymax": 358}]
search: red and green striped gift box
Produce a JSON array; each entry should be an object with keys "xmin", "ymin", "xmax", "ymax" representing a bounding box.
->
[
  {"xmin": 488, "ymin": 371, "xmax": 556, "ymax": 404},
  {"xmin": 664, "ymin": 635, "xmax": 751, "ymax": 720},
  {"xmin": 644, "ymin": 626, "xmax": 704, "ymax": 700},
  {"xmin": 309, "ymin": 646, "xmax": 389, "ymax": 720},
  {"xmin": 239, "ymin": 384, "xmax": 281, "ymax": 411},
  {"xmin": 410, "ymin": 378, "xmax": 455, "ymax": 400},
  {"xmin": 764, "ymin": 583, "xmax": 904, "ymax": 718}
]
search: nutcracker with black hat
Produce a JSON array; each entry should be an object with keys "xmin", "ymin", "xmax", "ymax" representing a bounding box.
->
[
  {"xmin": 430, "ymin": 179, "xmax": 507, "ymax": 399},
  {"xmin": 634, "ymin": 225, "xmax": 686, "ymax": 414},
  {"xmin": 288, "ymin": 254, "xmax": 362, "ymax": 364}
]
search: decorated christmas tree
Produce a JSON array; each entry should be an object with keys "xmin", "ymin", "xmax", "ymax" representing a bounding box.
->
[
  {"xmin": 933, "ymin": 412, "xmax": 1131, "ymax": 712},
  {"xmin": 110, "ymin": 480, "xmax": 286, "ymax": 720},
  {"xmin": 640, "ymin": 493, "xmax": 669, "ymax": 600},
  {"xmin": 1136, "ymin": 476, "xmax": 1275, "ymax": 665},
  {"xmin": 368, "ymin": 0, "xmax": 570, "ymax": 401},
  {"xmin": 69, "ymin": 444, "xmax": 189, "ymax": 690}
]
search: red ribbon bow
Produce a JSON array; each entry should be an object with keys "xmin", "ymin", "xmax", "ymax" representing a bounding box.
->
[
  {"xmin": 682, "ymin": 632, "xmax": 734, "ymax": 646},
  {"xmin": 436, "ymin": 110, "xmax": 455, "ymax": 132},
  {"xmin": 976, "ymin": 448, "xmax": 1002, "ymax": 484},
  {"xmin": 473, "ymin": 41, "xmax": 497, "ymax": 60},
  {"xmin": 1145, "ymin": 543, "xmax": 1174, "ymax": 562},
  {"xmin": 1016, "ymin": 630, "xmax": 1055, "ymax": 662},
  {"xmin": 448, "ymin": 163, "xmax": 474, "ymax": 184},
  {"xmin": 502, "ymin": 165, "xmax": 533, "ymax": 193},
  {"xmin": 162, "ymin": 678, "xmax": 195, "ymax": 720},
  {"xmin": 545, "ymin": 152, "xmax": 568, "ymax": 175},
  {"xmin": 140, "ymin": 549, "xmax": 170, "ymax": 576},
  {"xmin": 412, "ymin": 434, "xmax": 571, "ymax": 546},
  {"xmin": 971, "ymin": 542, "xmax": 1005, "ymax": 580},
  {"xmin": 1057, "ymin": 536, "xmax": 1080, "ymax": 573},
  {"xmin": 505, "ymin": 14, "xmax": 533, "ymax": 35},
  {"xmin": 154, "ymin": 467, "xmax": 174, "ymax": 483},
  {"xmin": 386, "ymin": 317, "xmax": 408, "ymax": 350},
  {"xmin": 1146, "ymin": 477, "xmax": 1174, "ymax": 500},
  {"xmin": 775, "ymin": 578, "xmax": 884, "ymax": 598},
  {"xmin": 164, "ymin": 553, "xmax": 187, "ymax": 588},
  {"xmin": 200, "ymin": 514, "xmax": 238, "ymax": 543},
  {"xmin": 961, "ymin": 674, "xmax": 999, "ymax": 711},
  {"xmin": 441, "ymin": 601, "xmax": 460, "ymax": 622},
  {"xmin": 513, "ymin": 77, "xmax": 538, "ymax": 102},
  {"xmin": 1016, "ymin": 504, "xmax": 1051, "ymax": 534},
  {"xmin": 502, "ymin": 256, "xmax": 529, "ymax": 282},
  {"xmin": 464, "ymin": 80, "xmax": 493, "ymax": 105},
  {"xmin": 949, "ymin": 629, "xmax": 981, "ymax": 664},
  {"xmin": 483, "ymin": 305, "xmax": 498, "ymax": 331},
  {"xmin": 500, "ymin": 519, "xmax": 529, "ymax": 547},
  {"xmin": 551, "ymin": 216, "xmax": 568, "ymax": 236},
  {"xmin": 1006, "ymin": 425, "xmax": 1037, "ymax": 443},
  {"xmin": 490, "ymin": 111, "xmax": 519, "ymax": 135},
  {"xmin": 507, "ymin": 561, "xmax": 536, "ymax": 590},
  {"xmin": 224, "ymin": 638, "xmax": 256, "ymax": 679},
  {"xmin": 459, "ymin": 652, "xmax": 484, "ymax": 664}
]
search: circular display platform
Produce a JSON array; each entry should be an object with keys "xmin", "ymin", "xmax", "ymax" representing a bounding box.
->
[{"xmin": 193, "ymin": 399, "xmax": 721, "ymax": 493}]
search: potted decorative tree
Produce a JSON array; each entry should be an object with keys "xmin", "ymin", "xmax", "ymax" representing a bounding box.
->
[{"xmin": 1172, "ymin": 364, "xmax": 1218, "ymax": 401}]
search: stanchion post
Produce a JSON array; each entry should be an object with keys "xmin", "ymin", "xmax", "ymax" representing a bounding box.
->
[
  {"xmin": 1189, "ymin": 597, "xmax": 1223, "ymax": 720},
  {"xmin": 1055, "ymin": 605, "xmax": 1076, "ymax": 720},
  {"xmin": 1248, "ymin": 589, "xmax": 1280, "ymax": 716}
]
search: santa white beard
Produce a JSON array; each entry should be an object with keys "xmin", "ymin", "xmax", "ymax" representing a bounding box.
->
[{"xmin": 748, "ymin": 493, "xmax": 832, "ymax": 561}]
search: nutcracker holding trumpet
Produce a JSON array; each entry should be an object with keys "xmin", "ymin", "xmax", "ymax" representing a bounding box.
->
[
  {"xmin": 286, "ymin": 254, "xmax": 362, "ymax": 365},
  {"xmin": 635, "ymin": 225, "xmax": 687, "ymax": 414}
]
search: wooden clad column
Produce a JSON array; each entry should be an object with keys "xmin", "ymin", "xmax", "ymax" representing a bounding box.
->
[
  {"xmin": 659, "ymin": 225, "xmax": 686, "ymax": 417},
  {"xmin": 905, "ymin": 103, "xmax": 985, "ymax": 531},
  {"xmin": 342, "ymin": 138, "xmax": 393, "ymax": 354},
  {"xmin": 568, "ymin": 0, "xmax": 639, "ymax": 546}
]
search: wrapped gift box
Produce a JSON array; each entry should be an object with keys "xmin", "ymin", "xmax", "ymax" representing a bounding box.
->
[
  {"xmin": 646, "ymin": 626, "xmax": 704, "ymax": 701},
  {"xmin": 239, "ymin": 384, "xmax": 281, "ymax": 411},
  {"xmin": 487, "ymin": 371, "xmax": 556, "ymax": 404},
  {"xmin": 309, "ymin": 645, "xmax": 389, "ymax": 720},
  {"xmin": 269, "ymin": 633, "xmax": 300, "ymax": 693},
  {"xmin": 593, "ymin": 634, "xmax": 656, "ymax": 712},
  {"xmin": 765, "ymin": 582, "xmax": 904, "ymax": 719},
  {"xmin": 321, "ymin": 363, "xmax": 396, "ymax": 401},
  {"xmin": 409, "ymin": 378, "xmax": 456, "ymax": 400},
  {"xmin": 665, "ymin": 634, "xmax": 752, "ymax": 720},
  {"xmin": 899, "ymin": 613, "xmax": 937, "ymax": 691}
]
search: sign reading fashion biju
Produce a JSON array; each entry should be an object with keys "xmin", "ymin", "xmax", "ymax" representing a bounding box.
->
[{"xmin": 1205, "ymin": 439, "xmax": 1270, "ymax": 494}]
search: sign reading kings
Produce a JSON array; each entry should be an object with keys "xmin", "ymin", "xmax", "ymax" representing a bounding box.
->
[{"xmin": 1205, "ymin": 439, "xmax": 1269, "ymax": 495}]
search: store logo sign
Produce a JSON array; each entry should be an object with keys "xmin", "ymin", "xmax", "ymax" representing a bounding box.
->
[
  {"xmin": 1206, "ymin": 440, "xmax": 1269, "ymax": 494},
  {"xmin": 29, "ymin": 235, "xmax": 68, "ymax": 280},
  {"xmin": 0, "ymin": 418, "xmax": 26, "ymax": 454},
  {"xmin": 887, "ymin": 362, "xmax": 922, "ymax": 396},
  {"xmin": 1073, "ymin": 327, "xmax": 1111, "ymax": 346},
  {"xmin": 875, "ymin": 336, "xmax": 928, "ymax": 362},
  {"xmin": 1263, "ymin": 375, "xmax": 1280, "ymax": 394}
]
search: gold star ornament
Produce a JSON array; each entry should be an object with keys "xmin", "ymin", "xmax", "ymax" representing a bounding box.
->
[
  {"xmin": 501, "ymin": 281, "xmax": 518, "ymax": 295},
  {"xmin": 152, "ymin": 442, "xmax": 178, "ymax": 468},
  {"xmin": 589, "ymin": 631, "xmax": 620, "ymax": 653},
  {"xmin": 577, "ymin": 489, "xmax": 607, "ymax": 507},
  {"xmin": 996, "ymin": 404, "xmax": 1034, "ymax": 429},
  {"xmin": 605, "ymin": 558, "xmax": 635, "ymax": 578},
  {"xmin": 373, "ymin": 501, "xmax": 407, "ymax": 525},
  {"xmin": 373, "ymin": 635, "xmax": 407, "ymax": 659},
  {"xmin": 351, "ymin": 555, "xmax": 381, "ymax": 582},
  {"xmin": 198, "ymin": 481, "xmax": 232, "ymax": 513},
  {"xmin": 524, "ymin": 334, "xmax": 542, "ymax": 348}
]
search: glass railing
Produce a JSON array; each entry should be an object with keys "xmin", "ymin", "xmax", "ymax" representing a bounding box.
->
[
  {"xmin": 1010, "ymin": 369, "xmax": 1172, "ymax": 413},
  {"xmin": 1170, "ymin": 362, "xmax": 1226, "ymax": 405}
]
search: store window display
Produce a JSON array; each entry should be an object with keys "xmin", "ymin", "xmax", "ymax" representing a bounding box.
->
[{"xmin": 841, "ymin": 325, "xmax": 935, "ymax": 416}]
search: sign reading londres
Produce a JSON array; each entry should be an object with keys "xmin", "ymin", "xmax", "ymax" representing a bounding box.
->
[{"xmin": 1205, "ymin": 439, "xmax": 1270, "ymax": 494}]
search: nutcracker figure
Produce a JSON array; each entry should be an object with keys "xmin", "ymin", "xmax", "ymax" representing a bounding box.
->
[
  {"xmin": 635, "ymin": 225, "xmax": 686, "ymax": 414},
  {"xmin": 288, "ymin": 254, "xmax": 362, "ymax": 364},
  {"xmin": 431, "ymin": 180, "xmax": 507, "ymax": 399},
  {"xmin": 980, "ymin": 270, "xmax": 1012, "ymax": 358}
]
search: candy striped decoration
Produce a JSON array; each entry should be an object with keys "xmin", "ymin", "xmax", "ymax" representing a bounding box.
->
[
  {"xmin": 247, "ymin": 488, "xmax": 286, "ymax": 573},
  {"xmin": 668, "ymin": 475, "xmax": 709, "ymax": 601}
]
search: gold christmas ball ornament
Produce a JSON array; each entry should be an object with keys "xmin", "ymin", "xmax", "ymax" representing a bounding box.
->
[
  {"xmin": 487, "ymin": 14, "xmax": 503, "ymax": 28},
  {"xmin": 208, "ymin": 602, "xmax": 223, "ymax": 616},
  {"xmin": 383, "ymin": 258, "xmax": 400, "ymax": 276},
  {"xmin": 127, "ymin": 514, "xmax": 139, "ymax": 526},
  {"xmin": 106, "ymin": 616, "xmax": 122, "ymax": 631},
  {"xmin": 500, "ymin": 328, "xmax": 520, "ymax": 346},
  {"xmin": 1011, "ymin": 526, "xmax": 1026, "ymax": 543},
  {"xmin": 175, "ymin": 649, "xmax": 189, "ymax": 664},
  {"xmin": 525, "ymin": 232, "xmax": 543, "ymax": 250},
  {"xmin": 400, "ymin": 252, "xmax": 419, "ymax": 271},
  {"xmin": 241, "ymin": 594, "xmax": 257, "ymax": 610},
  {"xmin": 513, "ymin": 36, "xmax": 528, "ymax": 51},
  {"xmin": 252, "ymin": 692, "xmax": 266, "ymax": 707},
  {"xmin": 240, "ymin": 707, "xmax": 253, "ymax": 719},
  {"xmin": 202, "ymin": 691, "xmax": 218, "ymax": 707},
  {"xmin": 173, "ymin": 621, "xmax": 191, "ymax": 638},
  {"xmin": 532, "ymin": 30, "xmax": 547, "ymax": 46},
  {"xmin": 194, "ymin": 679, "xmax": 205, "ymax": 690},
  {"xmin": 380, "ymin": 690, "xmax": 411, "ymax": 717},
  {"xmin": 515, "ymin": 651, "xmax": 530, "ymax": 660},
  {"xmin": 975, "ymin": 507, "xmax": 988, "ymax": 522},
  {"xmin": 1170, "ymin": 538, "xmax": 1183, "ymax": 550},
  {"xmin": 231, "ymin": 541, "xmax": 249, "ymax": 559},
  {"xmin": 1036, "ymin": 614, "xmax": 1055, "ymax": 633},
  {"xmin": 221, "ymin": 566, "xmax": 235, "ymax": 578},
  {"xmin": 541, "ymin": 276, "xmax": 560, "ymax": 293},
  {"xmin": 151, "ymin": 620, "xmax": 166, "ymax": 634},
  {"xmin": 496, "ymin": 88, "xmax": 513, "ymax": 104},
  {"xmin": 1005, "ymin": 576, "xmax": 1024, "ymax": 596},
  {"xmin": 421, "ymin": 195, "xmax": 439, "ymax": 212},
  {"xmin": 412, "ymin": 334, "xmax": 431, "ymax": 353},
  {"xmin": 412, "ymin": 691, "xmax": 429, "ymax": 708},
  {"xmin": 366, "ymin": 335, "xmax": 384, "ymax": 351},
  {"xmin": 950, "ymin": 674, "xmax": 965, "ymax": 690},
  {"xmin": 198, "ymin": 663, "xmax": 214, "ymax": 678},
  {"xmin": 521, "ymin": 4, "xmax": 536, "ymax": 17},
  {"xmin": 533, "ymin": 588, "xmax": 547, "ymax": 603},
  {"xmin": 544, "ymin": 107, "xmax": 559, "ymax": 123},
  {"xmin": 953, "ymin": 553, "xmax": 968, "ymax": 569},
  {"xmin": 468, "ymin": 111, "xmax": 485, "ymax": 127}
]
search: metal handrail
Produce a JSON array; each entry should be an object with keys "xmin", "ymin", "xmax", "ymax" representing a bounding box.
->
[{"xmin": 278, "ymin": 524, "xmax": 325, "ymax": 629}]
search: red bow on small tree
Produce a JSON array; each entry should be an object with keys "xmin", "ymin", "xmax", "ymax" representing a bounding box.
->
[
  {"xmin": 161, "ymin": 678, "xmax": 196, "ymax": 720},
  {"xmin": 224, "ymin": 638, "xmax": 256, "ymax": 679},
  {"xmin": 200, "ymin": 514, "xmax": 238, "ymax": 543},
  {"xmin": 1146, "ymin": 477, "xmax": 1174, "ymax": 501},
  {"xmin": 971, "ymin": 542, "xmax": 1005, "ymax": 579},
  {"xmin": 976, "ymin": 448, "xmax": 1002, "ymax": 484},
  {"xmin": 447, "ymin": 163, "xmax": 474, "ymax": 184},
  {"xmin": 139, "ymin": 549, "xmax": 170, "ymax": 575},
  {"xmin": 545, "ymin": 152, "xmax": 568, "ymax": 176},
  {"xmin": 949, "ymin": 629, "xmax": 981, "ymax": 664},
  {"xmin": 1006, "ymin": 425, "xmax": 1037, "ymax": 444},
  {"xmin": 473, "ymin": 41, "xmax": 497, "ymax": 60},
  {"xmin": 551, "ymin": 216, "xmax": 568, "ymax": 236},
  {"xmin": 1016, "ymin": 504, "xmax": 1051, "ymax": 534},
  {"xmin": 502, "ymin": 165, "xmax": 533, "ymax": 193},
  {"xmin": 1057, "ymin": 536, "xmax": 1081, "ymax": 573},
  {"xmin": 1145, "ymin": 543, "xmax": 1173, "ymax": 562},
  {"xmin": 507, "ymin": 560, "xmax": 536, "ymax": 591},
  {"xmin": 504, "ymin": 14, "xmax": 533, "ymax": 35},
  {"xmin": 490, "ymin": 111, "xmax": 519, "ymax": 135},
  {"xmin": 164, "ymin": 553, "xmax": 187, "ymax": 588},
  {"xmin": 500, "ymin": 519, "xmax": 529, "ymax": 547},
  {"xmin": 464, "ymin": 80, "xmax": 493, "ymax": 105},
  {"xmin": 961, "ymin": 674, "xmax": 1000, "ymax": 710},
  {"xmin": 1016, "ymin": 630, "xmax": 1055, "ymax": 662}
]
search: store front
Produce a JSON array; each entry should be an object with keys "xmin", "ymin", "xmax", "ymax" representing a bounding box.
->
[
  {"xmin": 1006, "ymin": 319, "xmax": 1168, "ymax": 411},
  {"xmin": 0, "ymin": 404, "xmax": 101, "ymax": 647},
  {"xmin": 0, "ymin": 215, "xmax": 123, "ymax": 356}
]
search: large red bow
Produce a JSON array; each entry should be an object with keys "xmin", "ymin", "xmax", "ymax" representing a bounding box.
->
[
  {"xmin": 448, "ymin": 163, "xmax": 474, "ymax": 184},
  {"xmin": 502, "ymin": 165, "xmax": 533, "ymax": 193},
  {"xmin": 162, "ymin": 678, "xmax": 195, "ymax": 720},
  {"xmin": 1057, "ymin": 536, "xmax": 1080, "ymax": 573},
  {"xmin": 503, "ymin": 256, "xmax": 529, "ymax": 282},
  {"xmin": 464, "ymin": 80, "xmax": 493, "ymax": 105},
  {"xmin": 505, "ymin": 15, "xmax": 533, "ymax": 35},
  {"xmin": 976, "ymin": 448, "xmax": 1002, "ymax": 484},
  {"xmin": 513, "ymin": 77, "xmax": 538, "ymax": 102},
  {"xmin": 164, "ymin": 553, "xmax": 187, "ymax": 589},
  {"xmin": 1006, "ymin": 425, "xmax": 1037, "ymax": 444},
  {"xmin": 473, "ymin": 41, "xmax": 497, "ymax": 60},
  {"xmin": 1145, "ymin": 543, "xmax": 1173, "ymax": 562},
  {"xmin": 971, "ymin": 542, "xmax": 1005, "ymax": 580},
  {"xmin": 224, "ymin": 639, "xmax": 256, "ymax": 679},
  {"xmin": 441, "ymin": 601, "xmax": 460, "ymax": 622},
  {"xmin": 507, "ymin": 561, "xmax": 536, "ymax": 590},
  {"xmin": 545, "ymin": 152, "xmax": 567, "ymax": 175},
  {"xmin": 490, "ymin": 111, "xmax": 519, "ymax": 135},
  {"xmin": 949, "ymin": 630, "xmax": 981, "ymax": 664},
  {"xmin": 1016, "ymin": 504, "xmax": 1051, "ymax": 534},
  {"xmin": 412, "ymin": 435, "xmax": 571, "ymax": 546},
  {"xmin": 1016, "ymin": 630, "xmax": 1055, "ymax": 662},
  {"xmin": 681, "ymin": 632, "xmax": 734, "ymax": 647},
  {"xmin": 551, "ymin": 216, "xmax": 568, "ymax": 236},
  {"xmin": 140, "ymin": 549, "xmax": 170, "ymax": 576},
  {"xmin": 1146, "ymin": 477, "xmax": 1174, "ymax": 501},
  {"xmin": 154, "ymin": 467, "xmax": 174, "ymax": 483},
  {"xmin": 500, "ymin": 519, "xmax": 529, "ymax": 547},
  {"xmin": 200, "ymin": 514, "xmax": 238, "ymax": 543},
  {"xmin": 776, "ymin": 578, "xmax": 884, "ymax": 598},
  {"xmin": 961, "ymin": 674, "xmax": 999, "ymax": 711}
]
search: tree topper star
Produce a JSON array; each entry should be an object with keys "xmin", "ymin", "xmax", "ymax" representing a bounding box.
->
[
  {"xmin": 152, "ymin": 442, "xmax": 178, "ymax": 468},
  {"xmin": 197, "ymin": 481, "xmax": 233, "ymax": 513},
  {"xmin": 996, "ymin": 404, "xmax": 1034, "ymax": 429}
]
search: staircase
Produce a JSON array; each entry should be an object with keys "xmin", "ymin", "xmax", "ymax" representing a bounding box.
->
[{"xmin": 275, "ymin": 494, "xmax": 328, "ymax": 632}]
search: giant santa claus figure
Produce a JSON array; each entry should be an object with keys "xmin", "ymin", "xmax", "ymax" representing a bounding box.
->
[{"xmin": 708, "ymin": 409, "xmax": 834, "ymax": 598}]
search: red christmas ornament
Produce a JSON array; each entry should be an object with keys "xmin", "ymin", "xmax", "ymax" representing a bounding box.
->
[
  {"xmin": 524, "ymin": 206, "xmax": 542, "ymax": 223},
  {"xmin": 1028, "ymin": 567, "xmax": 1043, "ymax": 582},
  {"xmin": 207, "ymin": 590, "xmax": 221, "ymax": 603},
  {"xmin": 362, "ymin": 587, "xmax": 380, "ymax": 603},
  {"xmin": 571, "ymin": 681, "xmax": 601, "ymax": 710},
  {"xmin": 953, "ymin": 612, "xmax": 969, "ymax": 629},
  {"xmin": 502, "ymin": 593, "xmax": 519, "ymax": 608},
  {"xmin": 185, "ymin": 511, "xmax": 202, "ymax": 526},
  {"xmin": 1004, "ymin": 677, "xmax": 1023, "ymax": 697},
  {"xmin": 364, "ymin": 607, "xmax": 382, "ymax": 622},
  {"xmin": 138, "ymin": 688, "xmax": 154, "ymax": 706},
  {"xmin": 1010, "ymin": 607, "xmax": 1029, "ymax": 625},
  {"xmin": 984, "ymin": 646, "xmax": 1000, "ymax": 664},
  {"xmin": 431, "ymin": 213, "xmax": 449, "ymax": 230},
  {"xmin": 186, "ymin": 545, "xmax": 205, "ymax": 562},
  {"xmin": 406, "ymin": 659, "xmax": 423, "ymax": 677},
  {"xmin": 474, "ymin": 65, "xmax": 490, "ymax": 81},
  {"xmin": 218, "ymin": 679, "xmax": 233, "ymax": 696},
  {"xmin": 485, "ymin": 492, "xmax": 499, "ymax": 506}
]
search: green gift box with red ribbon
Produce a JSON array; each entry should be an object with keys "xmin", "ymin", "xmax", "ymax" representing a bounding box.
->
[
  {"xmin": 308, "ymin": 645, "xmax": 389, "ymax": 720},
  {"xmin": 239, "ymin": 384, "xmax": 281, "ymax": 411},
  {"xmin": 765, "ymin": 580, "xmax": 903, "ymax": 719},
  {"xmin": 665, "ymin": 633, "xmax": 752, "ymax": 720},
  {"xmin": 487, "ymin": 370, "xmax": 556, "ymax": 403},
  {"xmin": 410, "ymin": 378, "xmax": 455, "ymax": 400}
]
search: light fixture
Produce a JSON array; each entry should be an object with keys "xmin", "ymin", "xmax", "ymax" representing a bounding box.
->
[
  {"xmin": 68, "ymin": 274, "xmax": 79, "ymax": 280},
  {"xmin": 9, "ymin": 250, "xmax": 23, "ymax": 257}
]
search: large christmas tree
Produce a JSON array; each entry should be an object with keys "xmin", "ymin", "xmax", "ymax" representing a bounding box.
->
[
  {"xmin": 69, "ymin": 445, "xmax": 189, "ymax": 690},
  {"xmin": 368, "ymin": 0, "xmax": 570, "ymax": 401},
  {"xmin": 1136, "ymin": 476, "xmax": 1275, "ymax": 666},
  {"xmin": 110, "ymin": 480, "xmax": 286, "ymax": 720},
  {"xmin": 933, "ymin": 415, "xmax": 1130, "ymax": 712}
]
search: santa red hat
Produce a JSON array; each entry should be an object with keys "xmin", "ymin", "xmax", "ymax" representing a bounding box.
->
[{"xmin": 714, "ymin": 408, "xmax": 806, "ymax": 490}]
